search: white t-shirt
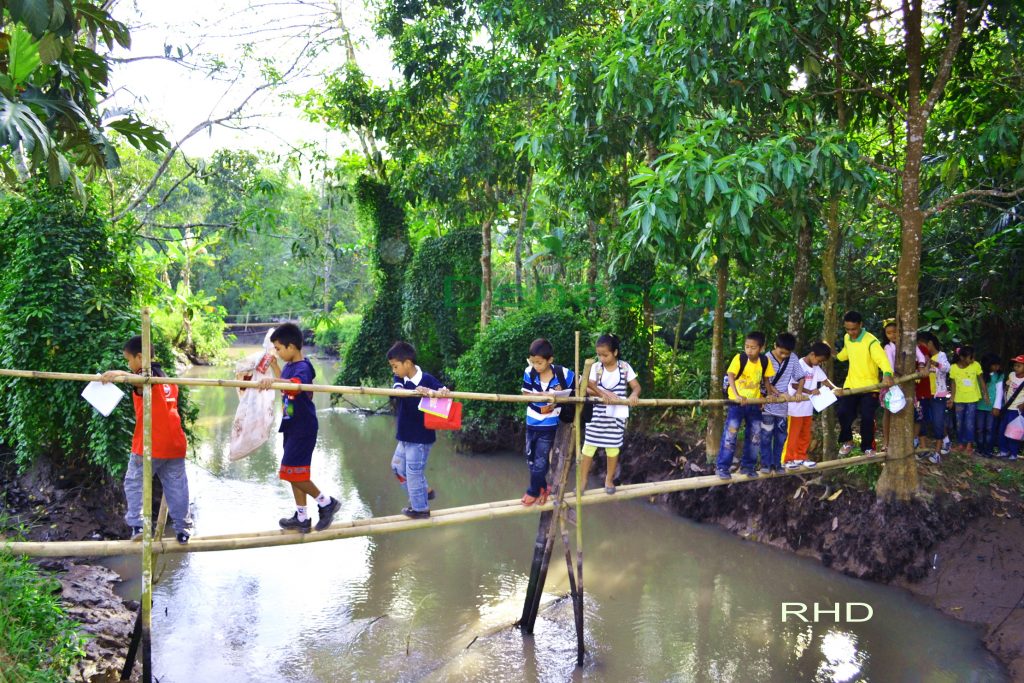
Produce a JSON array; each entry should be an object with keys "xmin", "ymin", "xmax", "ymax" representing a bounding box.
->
[
  {"xmin": 1006, "ymin": 373, "xmax": 1024, "ymax": 411},
  {"xmin": 589, "ymin": 360, "xmax": 638, "ymax": 390},
  {"xmin": 788, "ymin": 358, "xmax": 827, "ymax": 418}
]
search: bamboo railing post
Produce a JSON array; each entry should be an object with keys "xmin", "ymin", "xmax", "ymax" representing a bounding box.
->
[
  {"xmin": 140, "ymin": 308, "xmax": 154, "ymax": 683},
  {"xmin": 573, "ymin": 331, "xmax": 585, "ymax": 666}
]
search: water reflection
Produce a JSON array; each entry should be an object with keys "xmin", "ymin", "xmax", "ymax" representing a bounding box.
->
[{"xmin": 105, "ymin": 352, "xmax": 1005, "ymax": 682}]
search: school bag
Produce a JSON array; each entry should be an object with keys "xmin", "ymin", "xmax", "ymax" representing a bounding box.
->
[
  {"xmin": 581, "ymin": 361, "xmax": 628, "ymax": 424},
  {"xmin": 528, "ymin": 364, "xmax": 576, "ymax": 423},
  {"xmin": 721, "ymin": 354, "xmax": 770, "ymax": 400}
]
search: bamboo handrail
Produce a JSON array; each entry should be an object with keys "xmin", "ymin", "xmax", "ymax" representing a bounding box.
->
[
  {"xmin": 0, "ymin": 367, "xmax": 927, "ymax": 408},
  {"xmin": 2, "ymin": 453, "xmax": 884, "ymax": 558}
]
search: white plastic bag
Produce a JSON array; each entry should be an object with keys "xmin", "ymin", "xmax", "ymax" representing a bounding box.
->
[
  {"xmin": 883, "ymin": 386, "xmax": 907, "ymax": 414},
  {"xmin": 1004, "ymin": 414, "xmax": 1024, "ymax": 442},
  {"xmin": 229, "ymin": 329, "xmax": 278, "ymax": 461}
]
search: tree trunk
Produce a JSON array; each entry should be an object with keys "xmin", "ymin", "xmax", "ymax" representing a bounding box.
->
[
  {"xmin": 787, "ymin": 206, "xmax": 812, "ymax": 345},
  {"xmin": 587, "ymin": 217, "xmax": 599, "ymax": 310},
  {"xmin": 480, "ymin": 214, "xmax": 493, "ymax": 331},
  {"xmin": 705, "ymin": 254, "xmax": 729, "ymax": 462},
  {"xmin": 514, "ymin": 170, "xmax": 533, "ymax": 304},
  {"xmin": 819, "ymin": 197, "xmax": 842, "ymax": 461}
]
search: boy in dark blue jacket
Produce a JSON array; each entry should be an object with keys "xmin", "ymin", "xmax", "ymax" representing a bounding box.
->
[{"xmin": 387, "ymin": 342, "xmax": 449, "ymax": 518}]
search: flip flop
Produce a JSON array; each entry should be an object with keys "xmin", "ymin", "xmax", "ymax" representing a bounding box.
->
[{"xmin": 604, "ymin": 486, "xmax": 616, "ymax": 495}]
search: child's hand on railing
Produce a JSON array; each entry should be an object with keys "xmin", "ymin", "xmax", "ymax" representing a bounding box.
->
[{"xmin": 257, "ymin": 377, "xmax": 276, "ymax": 390}]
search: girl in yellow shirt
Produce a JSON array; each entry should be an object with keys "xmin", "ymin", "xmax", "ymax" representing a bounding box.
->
[{"xmin": 948, "ymin": 346, "xmax": 987, "ymax": 454}]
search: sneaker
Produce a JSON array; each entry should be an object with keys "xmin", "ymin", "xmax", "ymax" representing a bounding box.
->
[
  {"xmin": 1010, "ymin": 454, "xmax": 1019, "ymax": 462},
  {"xmin": 785, "ymin": 461, "xmax": 803, "ymax": 470},
  {"xmin": 315, "ymin": 497, "xmax": 341, "ymax": 531},
  {"xmin": 176, "ymin": 531, "xmax": 190, "ymax": 545},
  {"xmin": 839, "ymin": 443, "xmax": 854, "ymax": 456},
  {"xmin": 279, "ymin": 513, "xmax": 311, "ymax": 533},
  {"xmin": 772, "ymin": 466, "xmax": 785, "ymax": 475},
  {"xmin": 521, "ymin": 492, "xmax": 538, "ymax": 507},
  {"xmin": 129, "ymin": 526, "xmax": 143, "ymax": 541},
  {"xmin": 863, "ymin": 449, "xmax": 876, "ymax": 456},
  {"xmin": 427, "ymin": 488, "xmax": 436, "ymax": 501},
  {"xmin": 913, "ymin": 437, "xmax": 920, "ymax": 448},
  {"xmin": 740, "ymin": 469, "xmax": 758, "ymax": 478},
  {"xmin": 803, "ymin": 460, "xmax": 817, "ymax": 467},
  {"xmin": 928, "ymin": 452, "xmax": 942, "ymax": 464},
  {"xmin": 759, "ymin": 466, "xmax": 772, "ymax": 475},
  {"xmin": 604, "ymin": 485, "xmax": 616, "ymax": 495},
  {"xmin": 996, "ymin": 451, "xmax": 1009, "ymax": 459},
  {"xmin": 537, "ymin": 487, "xmax": 549, "ymax": 505},
  {"xmin": 716, "ymin": 468, "xmax": 732, "ymax": 480},
  {"xmin": 402, "ymin": 507, "xmax": 430, "ymax": 519}
]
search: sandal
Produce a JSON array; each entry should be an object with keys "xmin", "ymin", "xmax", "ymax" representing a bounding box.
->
[
  {"xmin": 521, "ymin": 493, "xmax": 538, "ymax": 507},
  {"xmin": 537, "ymin": 487, "xmax": 549, "ymax": 505},
  {"xmin": 605, "ymin": 485, "xmax": 616, "ymax": 495}
]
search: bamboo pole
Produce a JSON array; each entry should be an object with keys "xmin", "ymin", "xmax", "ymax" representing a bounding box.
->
[
  {"xmin": 3, "ymin": 453, "xmax": 885, "ymax": 558},
  {"xmin": 0, "ymin": 367, "xmax": 927, "ymax": 408},
  {"xmin": 573, "ymin": 332, "xmax": 585, "ymax": 666},
  {"xmin": 140, "ymin": 309, "xmax": 154, "ymax": 683}
]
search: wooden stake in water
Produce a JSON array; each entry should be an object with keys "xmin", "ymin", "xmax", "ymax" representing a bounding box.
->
[
  {"xmin": 140, "ymin": 308, "xmax": 154, "ymax": 683},
  {"xmin": 573, "ymin": 332, "xmax": 586, "ymax": 666}
]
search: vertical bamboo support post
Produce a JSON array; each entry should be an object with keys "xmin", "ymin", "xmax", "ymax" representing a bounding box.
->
[
  {"xmin": 140, "ymin": 308, "xmax": 154, "ymax": 683},
  {"xmin": 573, "ymin": 332, "xmax": 585, "ymax": 665}
]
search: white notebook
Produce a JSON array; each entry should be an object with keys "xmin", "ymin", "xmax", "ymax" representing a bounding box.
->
[
  {"xmin": 810, "ymin": 387, "xmax": 838, "ymax": 413},
  {"xmin": 82, "ymin": 381, "xmax": 125, "ymax": 417}
]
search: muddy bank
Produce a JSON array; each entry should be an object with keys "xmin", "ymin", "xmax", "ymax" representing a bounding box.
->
[
  {"xmin": 610, "ymin": 430, "xmax": 1024, "ymax": 675},
  {"xmin": 1, "ymin": 455, "xmax": 139, "ymax": 680}
]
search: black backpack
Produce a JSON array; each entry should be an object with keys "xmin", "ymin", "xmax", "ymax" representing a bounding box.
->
[
  {"xmin": 528, "ymin": 365, "xmax": 576, "ymax": 423},
  {"xmin": 722, "ymin": 354, "xmax": 770, "ymax": 400}
]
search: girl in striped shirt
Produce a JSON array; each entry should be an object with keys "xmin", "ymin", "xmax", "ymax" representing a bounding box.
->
[{"xmin": 580, "ymin": 334, "xmax": 641, "ymax": 494}]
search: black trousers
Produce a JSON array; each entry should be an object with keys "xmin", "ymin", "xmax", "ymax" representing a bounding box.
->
[{"xmin": 837, "ymin": 392, "xmax": 880, "ymax": 451}]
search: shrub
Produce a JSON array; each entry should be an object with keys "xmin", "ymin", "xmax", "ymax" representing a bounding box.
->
[
  {"xmin": 450, "ymin": 307, "xmax": 592, "ymax": 447},
  {"xmin": 0, "ymin": 549, "xmax": 85, "ymax": 681},
  {"xmin": 308, "ymin": 306, "xmax": 362, "ymax": 355}
]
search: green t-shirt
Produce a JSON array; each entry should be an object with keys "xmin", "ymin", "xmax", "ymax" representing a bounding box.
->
[{"xmin": 949, "ymin": 361, "xmax": 983, "ymax": 403}]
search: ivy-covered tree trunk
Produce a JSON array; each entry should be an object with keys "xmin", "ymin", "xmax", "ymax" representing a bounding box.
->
[
  {"xmin": 705, "ymin": 254, "xmax": 729, "ymax": 463},
  {"xmin": 337, "ymin": 176, "xmax": 411, "ymax": 386}
]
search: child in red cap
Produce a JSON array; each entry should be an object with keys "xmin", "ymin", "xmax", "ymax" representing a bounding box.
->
[{"xmin": 996, "ymin": 355, "xmax": 1024, "ymax": 461}]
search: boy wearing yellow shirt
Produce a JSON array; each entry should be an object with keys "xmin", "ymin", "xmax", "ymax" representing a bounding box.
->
[
  {"xmin": 717, "ymin": 331, "xmax": 775, "ymax": 480},
  {"xmin": 948, "ymin": 346, "xmax": 986, "ymax": 454},
  {"xmin": 836, "ymin": 311, "xmax": 894, "ymax": 457}
]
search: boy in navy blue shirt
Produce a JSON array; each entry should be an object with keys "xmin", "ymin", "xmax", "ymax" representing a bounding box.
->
[
  {"xmin": 258, "ymin": 323, "xmax": 340, "ymax": 532},
  {"xmin": 387, "ymin": 341, "xmax": 448, "ymax": 519},
  {"xmin": 520, "ymin": 338, "xmax": 574, "ymax": 506}
]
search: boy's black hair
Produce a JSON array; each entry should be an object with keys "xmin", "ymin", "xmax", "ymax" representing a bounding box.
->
[
  {"xmin": 916, "ymin": 330, "xmax": 935, "ymax": 345},
  {"xmin": 843, "ymin": 310, "xmax": 863, "ymax": 324},
  {"xmin": 270, "ymin": 323, "xmax": 304, "ymax": 349},
  {"xmin": 122, "ymin": 336, "xmax": 166, "ymax": 377},
  {"xmin": 124, "ymin": 335, "xmax": 143, "ymax": 355},
  {"xmin": 745, "ymin": 331, "xmax": 766, "ymax": 347},
  {"xmin": 775, "ymin": 332, "xmax": 797, "ymax": 351},
  {"xmin": 809, "ymin": 342, "xmax": 832, "ymax": 359},
  {"xmin": 386, "ymin": 341, "xmax": 417, "ymax": 363},
  {"xmin": 980, "ymin": 352, "xmax": 1001, "ymax": 383},
  {"xmin": 529, "ymin": 338, "xmax": 554, "ymax": 359},
  {"xmin": 957, "ymin": 345, "xmax": 975, "ymax": 360},
  {"xmin": 596, "ymin": 334, "xmax": 620, "ymax": 354}
]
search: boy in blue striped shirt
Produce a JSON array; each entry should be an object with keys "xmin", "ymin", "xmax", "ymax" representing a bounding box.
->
[{"xmin": 520, "ymin": 338, "xmax": 575, "ymax": 506}]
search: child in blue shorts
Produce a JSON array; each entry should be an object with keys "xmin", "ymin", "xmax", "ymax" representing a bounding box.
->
[{"xmin": 259, "ymin": 323, "xmax": 340, "ymax": 532}]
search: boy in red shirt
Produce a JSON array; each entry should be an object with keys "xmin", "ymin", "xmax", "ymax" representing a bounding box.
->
[{"xmin": 102, "ymin": 336, "xmax": 191, "ymax": 544}]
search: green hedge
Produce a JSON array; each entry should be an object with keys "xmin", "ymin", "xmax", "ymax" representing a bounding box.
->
[
  {"xmin": 0, "ymin": 550, "xmax": 85, "ymax": 681},
  {"xmin": 450, "ymin": 307, "xmax": 592, "ymax": 445}
]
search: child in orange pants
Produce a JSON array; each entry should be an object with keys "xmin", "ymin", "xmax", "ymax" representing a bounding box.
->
[{"xmin": 784, "ymin": 342, "xmax": 841, "ymax": 466}]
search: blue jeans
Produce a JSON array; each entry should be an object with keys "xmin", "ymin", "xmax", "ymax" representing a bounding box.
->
[
  {"xmin": 392, "ymin": 441, "xmax": 433, "ymax": 511},
  {"xmin": 759, "ymin": 413, "xmax": 788, "ymax": 469},
  {"xmin": 525, "ymin": 429, "xmax": 556, "ymax": 496},
  {"xmin": 998, "ymin": 409, "xmax": 1023, "ymax": 457},
  {"xmin": 718, "ymin": 404, "xmax": 762, "ymax": 472},
  {"xmin": 921, "ymin": 398, "xmax": 947, "ymax": 440},
  {"xmin": 977, "ymin": 410, "xmax": 997, "ymax": 454},
  {"xmin": 954, "ymin": 402, "xmax": 977, "ymax": 445},
  {"xmin": 124, "ymin": 454, "xmax": 191, "ymax": 534}
]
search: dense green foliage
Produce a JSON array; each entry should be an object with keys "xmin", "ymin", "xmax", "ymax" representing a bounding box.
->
[
  {"xmin": 451, "ymin": 307, "xmax": 592, "ymax": 442},
  {"xmin": 403, "ymin": 228, "xmax": 482, "ymax": 372},
  {"xmin": 0, "ymin": 183, "xmax": 191, "ymax": 476},
  {"xmin": 308, "ymin": 308, "xmax": 362, "ymax": 356},
  {"xmin": 0, "ymin": 549, "xmax": 85, "ymax": 681},
  {"xmin": 336, "ymin": 177, "xmax": 412, "ymax": 386}
]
